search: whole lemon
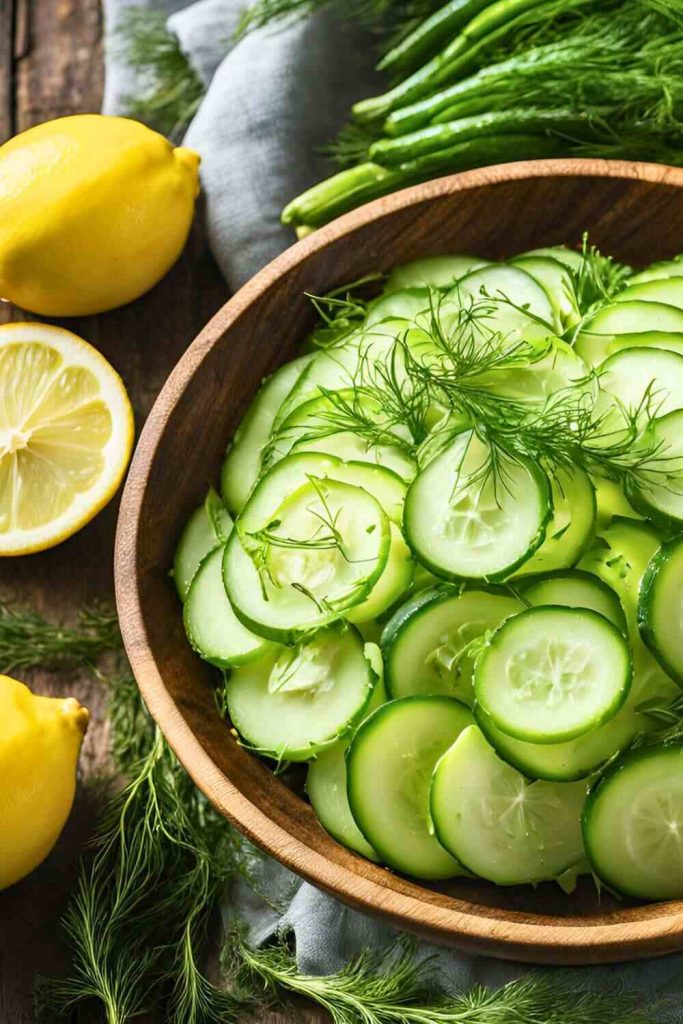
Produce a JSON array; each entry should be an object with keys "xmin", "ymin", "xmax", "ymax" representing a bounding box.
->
[
  {"xmin": 0, "ymin": 674, "xmax": 89, "ymax": 889},
  {"xmin": 0, "ymin": 114, "xmax": 200, "ymax": 316}
]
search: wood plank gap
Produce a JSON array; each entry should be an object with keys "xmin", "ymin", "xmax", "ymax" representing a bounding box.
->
[
  {"xmin": 0, "ymin": 0, "xmax": 17, "ymax": 141},
  {"xmin": 14, "ymin": 0, "xmax": 30, "ymax": 61}
]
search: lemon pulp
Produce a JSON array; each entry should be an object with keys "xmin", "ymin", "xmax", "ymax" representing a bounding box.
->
[{"xmin": 0, "ymin": 322, "xmax": 134, "ymax": 554}]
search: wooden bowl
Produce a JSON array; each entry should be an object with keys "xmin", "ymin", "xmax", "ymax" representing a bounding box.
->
[{"xmin": 115, "ymin": 158, "xmax": 683, "ymax": 964}]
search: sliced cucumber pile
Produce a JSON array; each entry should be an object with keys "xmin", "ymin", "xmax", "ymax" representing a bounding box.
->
[{"xmin": 174, "ymin": 242, "xmax": 683, "ymax": 898}]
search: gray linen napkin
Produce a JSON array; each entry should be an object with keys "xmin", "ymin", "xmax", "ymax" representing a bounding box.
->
[
  {"xmin": 102, "ymin": 1, "xmax": 683, "ymax": 1011},
  {"xmin": 102, "ymin": 0, "xmax": 378, "ymax": 287}
]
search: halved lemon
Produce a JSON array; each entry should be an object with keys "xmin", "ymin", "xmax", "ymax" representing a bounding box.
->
[{"xmin": 0, "ymin": 322, "xmax": 134, "ymax": 555}]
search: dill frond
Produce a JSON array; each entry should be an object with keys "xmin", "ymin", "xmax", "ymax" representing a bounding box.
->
[
  {"xmin": 37, "ymin": 723, "xmax": 250, "ymax": 1024},
  {"xmin": 235, "ymin": 0, "xmax": 438, "ymax": 42},
  {"xmin": 117, "ymin": 9, "xmax": 205, "ymax": 141},
  {"xmin": 632, "ymin": 689, "xmax": 683, "ymax": 751},
  {"xmin": 234, "ymin": 934, "xmax": 652, "ymax": 1024},
  {"xmin": 0, "ymin": 601, "xmax": 120, "ymax": 673},
  {"xmin": 327, "ymin": 120, "xmax": 384, "ymax": 168}
]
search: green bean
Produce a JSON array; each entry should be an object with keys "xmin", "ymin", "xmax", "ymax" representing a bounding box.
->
[
  {"xmin": 396, "ymin": 131, "xmax": 566, "ymax": 177},
  {"xmin": 353, "ymin": 0, "xmax": 594, "ymax": 122},
  {"xmin": 370, "ymin": 107, "xmax": 602, "ymax": 167},
  {"xmin": 378, "ymin": 0, "xmax": 495, "ymax": 76},
  {"xmin": 281, "ymin": 163, "xmax": 404, "ymax": 227},
  {"xmin": 384, "ymin": 40, "xmax": 585, "ymax": 136},
  {"xmin": 387, "ymin": 89, "xmax": 508, "ymax": 135},
  {"xmin": 281, "ymin": 134, "xmax": 565, "ymax": 230}
]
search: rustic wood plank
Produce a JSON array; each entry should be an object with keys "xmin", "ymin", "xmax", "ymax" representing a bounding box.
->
[
  {"xmin": 0, "ymin": 0, "xmax": 14, "ymax": 141},
  {"xmin": 14, "ymin": 0, "xmax": 103, "ymax": 131}
]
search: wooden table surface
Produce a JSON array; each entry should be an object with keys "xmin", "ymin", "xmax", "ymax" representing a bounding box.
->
[{"xmin": 0, "ymin": 3, "xmax": 324, "ymax": 1020}]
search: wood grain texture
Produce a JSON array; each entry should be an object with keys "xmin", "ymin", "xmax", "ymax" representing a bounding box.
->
[
  {"xmin": 117, "ymin": 158, "xmax": 683, "ymax": 966},
  {"xmin": 0, "ymin": 4, "xmax": 309, "ymax": 1022}
]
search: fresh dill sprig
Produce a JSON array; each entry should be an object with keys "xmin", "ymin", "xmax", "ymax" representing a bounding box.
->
[
  {"xmin": 36, "ymin": 717, "xmax": 250, "ymax": 1024},
  {"xmin": 235, "ymin": 0, "xmax": 437, "ymax": 43},
  {"xmin": 570, "ymin": 234, "xmax": 633, "ymax": 323},
  {"xmin": 117, "ymin": 9, "xmax": 205, "ymax": 141},
  {"xmin": 327, "ymin": 120, "xmax": 385, "ymax": 168},
  {"xmin": 0, "ymin": 600, "xmax": 121, "ymax": 673},
  {"xmin": 634, "ymin": 693, "xmax": 683, "ymax": 745},
  {"xmin": 234, "ymin": 934, "xmax": 652, "ymax": 1024},
  {"xmin": 306, "ymin": 274, "xmax": 385, "ymax": 349}
]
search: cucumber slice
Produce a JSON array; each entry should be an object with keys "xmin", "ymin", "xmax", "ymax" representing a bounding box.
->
[
  {"xmin": 221, "ymin": 355, "xmax": 313, "ymax": 513},
  {"xmin": 575, "ymin": 300, "xmax": 683, "ymax": 365},
  {"xmin": 308, "ymin": 743, "xmax": 379, "ymax": 860},
  {"xmin": 628, "ymin": 258, "xmax": 683, "ymax": 286},
  {"xmin": 270, "ymin": 388, "xmax": 417, "ymax": 482},
  {"xmin": 227, "ymin": 624, "xmax": 375, "ymax": 761},
  {"xmin": 483, "ymin": 339, "xmax": 589, "ymax": 405},
  {"xmin": 593, "ymin": 348, "xmax": 683, "ymax": 447},
  {"xmin": 578, "ymin": 516, "xmax": 662, "ymax": 630},
  {"xmin": 513, "ymin": 466, "xmax": 595, "ymax": 577},
  {"xmin": 583, "ymin": 744, "xmax": 683, "ymax": 899},
  {"xmin": 430, "ymin": 725, "xmax": 587, "ymax": 885},
  {"xmin": 306, "ymin": 646, "xmax": 386, "ymax": 860},
  {"xmin": 615, "ymin": 277, "xmax": 683, "ymax": 310},
  {"xmin": 225, "ymin": 476, "xmax": 390, "ymax": 642},
  {"xmin": 292, "ymin": 431, "xmax": 416, "ymax": 482},
  {"xmin": 639, "ymin": 535, "xmax": 683, "ymax": 685},
  {"xmin": 273, "ymin": 321, "xmax": 402, "ymax": 428},
  {"xmin": 585, "ymin": 300, "xmax": 683, "ymax": 335},
  {"xmin": 404, "ymin": 430, "xmax": 551, "ymax": 581},
  {"xmin": 476, "ymin": 702, "xmax": 641, "ymax": 782},
  {"xmin": 386, "ymin": 255, "xmax": 489, "ymax": 291},
  {"xmin": 327, "ymin": 461, "xmax": 406, "ymax": 524},
  {"xmin": 520, "ymin": 570, "xmax": 626, "ymax": 631},
  {"xmin": 347, "ymin": 696, "xmax": 472, "ymax": 878},
  {"xmin": 236, "ymin": 451, "xmax": 340, "ymax": 528},
  {"xmin": 575, "ymin": 330, "xmax": 683, "ymax": 367},
  {"xmin": 477, "ymin": 621, "xmax": 676, "ymax": 782},
  {"xmin": 453, "ymin": 264, "xmax": 556, "ymax": 326},
  {"xmin": 365, "ymin": 288, "xmax": 431, "ymax": 326},
  {"xmin": 346, "ymin": 524, "xmax": 414, "ymax": 624},
  {"xmin": 475, "ymin": 606, "xmax": 631, "ymax": 744},
  {"xmin": 183, "ymin": 546, "xmax": 268, "ymax": 668},
  {"xmin": 626, "ymin": 410, "xmax": 683, "ymax": 527},
  {"xmin": 511, "ymin": 255, "xmax": 580, "ymax": 327},
  {"xmin": 382, "ymin": 586, "xmax": 522, "ymax": 704},
  {"xmin": 204, "ymin": 486, "xmax": 233, "ymax": 542},
  {"xmin": 593, "ymin": 475, "xmax": 642, "ymax": 529},
  {"xmin": 173, "ymin": 503, "xmax": 219, "ymax": 601},
  {"xmin": 522, "ymin": 246, "xmax": 584, "ymax": 272}
]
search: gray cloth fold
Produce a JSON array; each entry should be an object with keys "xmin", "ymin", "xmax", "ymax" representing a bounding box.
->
[
  {"xmin": 102, "ymin": 1, "xmax": 683, "ymax": 1011},
  {"xmin": 103, "ymin": 0, "xmax": 378, "ymax": 287}
]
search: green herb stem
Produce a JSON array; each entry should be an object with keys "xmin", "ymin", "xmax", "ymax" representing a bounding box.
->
[
  {"xmin": 236, "ymin": 936, "xmax": 652, "ymax": 1024},
  {"xmin": 0, "ymin": 601, "xmax": 120, "ymax": 674}
]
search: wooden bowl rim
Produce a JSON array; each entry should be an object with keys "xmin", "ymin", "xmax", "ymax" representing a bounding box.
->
[{"xmin": 116, "ymin": 158, "xmax": 683, "ymax": 960}]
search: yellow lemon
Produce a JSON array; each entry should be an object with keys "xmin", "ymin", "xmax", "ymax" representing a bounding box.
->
[
  {"xmin": 0, "ymin": 322, "xmax": 134, "ymax": 555},
  {"xmin": 0, "ymin": 674, "xmax": 89, "ymax": 889},
  {"xmin": 0, "ymin": 114, "xmax": 200, "ymax": 316}
]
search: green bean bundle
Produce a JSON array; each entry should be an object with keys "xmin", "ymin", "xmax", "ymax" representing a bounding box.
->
[{"xmin": 282, "ymin": 0, "xmax": 683, "ymax": 230}]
